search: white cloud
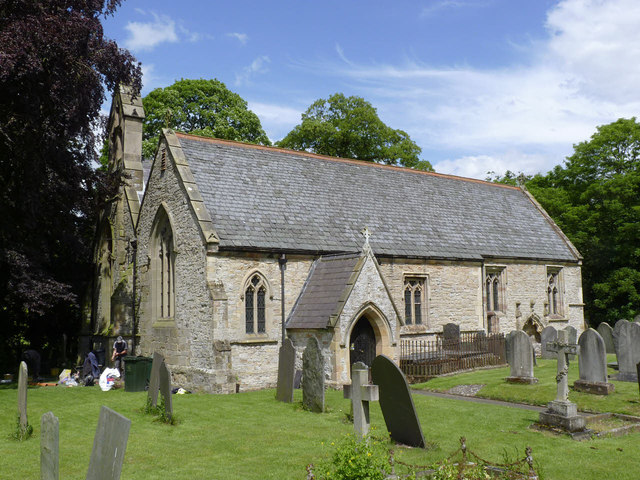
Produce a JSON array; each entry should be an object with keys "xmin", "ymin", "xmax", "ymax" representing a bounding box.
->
[
  {"xmin": 227, "ymin": 32, "xmax": 249, "ymax": 45},
  {"xmin": 123, "ymin": 13, "xmax": 179, "ymax": 52},
  {"xmin": 421, "ymin": 0, "xmax": 490, "ymax": 18},
  {"xmin": 235, "ymin": 56, "xmax": 271, "ymax": 86},
  {"xmin": 248, "ymin": 101, "xmax": 302, "ymax": 141}
]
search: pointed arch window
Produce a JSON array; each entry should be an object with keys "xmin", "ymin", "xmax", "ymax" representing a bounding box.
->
[
  {"xmin": 547, "ymin": 268, "xmax": 563, "ymax": 317},
  {"xmin": 404, "ymin": 277, "xmax": 426, "ymax": 325},
  {"xmin": 152, "ymin": 209, "xmax": 175, "ymax": 320},
  {"xmin": 485, "ymin": 267, "xmax": 505, "ymax": 314},
  {"xmin": 245, "ymin": 273, "xmax": 267, "ymax": 334}
]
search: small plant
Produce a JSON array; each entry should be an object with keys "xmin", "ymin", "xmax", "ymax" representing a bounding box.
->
[
  {"xmin": 314, "ymin": 433, "xmax": 391, "ymax": 480},
  {"xmin": 142, "ymin": 395, "xmax": 177, "ymax": 425},
  {"xmin": 10, "ymin": 415, "xmax": 33, "ymax": 441},
  {"xmin": 429, "ymin": 460, "xmax": 491, "ymax": 480}
]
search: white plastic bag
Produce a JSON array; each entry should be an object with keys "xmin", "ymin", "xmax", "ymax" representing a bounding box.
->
[{"xmin": 99, "ymin": 368, "xmax": 120, "ymax": 391}]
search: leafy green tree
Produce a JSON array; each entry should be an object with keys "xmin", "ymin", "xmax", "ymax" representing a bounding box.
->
[
  {"xmin": 277, "ymin": 93, "xmax": 432, "ymax": 171},
  {"xmin": 485, "ymin": 170, "xmax": 532, "ymax": 186},
  {"xmin": 526, "ymin": 118, "xmax": 640, "ymax": 325},
  {"xmin": 142, "ymin": 79, "xmax": 271, "ymax": 158}
]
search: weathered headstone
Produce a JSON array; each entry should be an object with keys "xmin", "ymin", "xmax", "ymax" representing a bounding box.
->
[
  {"xmin": 540, "ymin": 326, "xmax": 557, "ymax": 359},
  {"xmin": 276, "ymin": 338, "xmax": 296, "ymax": 403},
  {"xmin": 371, "ymin": 355, "xmax": 425, "ymax": 448},
  {"xmin": 505, "ymin": 330, "xmax": 538, "ymax": 384},
  {"xmin": 442, "ymin": 323, "xmax": 460, "ymax": 343},
  {"xmin": 86, "ymin": 406, "xmax": 131, "ymax": 480},
  {"xmin": 574, "ymin": 329, "xmax": 614, "ymax": 395},
  {"xmin": 148, "ymin": 352, "xmax": 164, "ymax": 408},
  {"xmin": 159, "ymin": 361, "xmax": 173, "ymax": 420},
  {"xmin": 504, "ymin": 330, "xmax": 515, "ymax": 365},
  {"xmin": 344, "ymin": 362, "xmax": 379, "ymax": 439},
  {"xmin": 596, "ymin": 322, "xmax": 615, "ymax": 354},
  {"xmin": 538, "ymin": 330, "xmax": 585, "ymax": 432},
  {"xmin": 302, "ymin": 337, "xmax": 324, "ymax": 413},
  {"xmin": 564, "ymin": 326, "xmax": 578, "ymax": 360},
  {"xmin": 41, "ymin": 412, "xmax": 59, "ymax": 480},
  {"xmin": 612, "ymin": 318, "xmax": 629, "ymax": 354},
  {"xmin": 613, "ymin": 319, "xmax": 640, "ymax": 381},
  {"xmin": 18, "ymin": 361, "xmax": 28, "ymax": 435}
]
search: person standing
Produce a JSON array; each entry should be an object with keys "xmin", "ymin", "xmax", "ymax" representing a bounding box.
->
[{"xmin": 111, "ymin": 336, "xmax": 128, "ymax": 376}]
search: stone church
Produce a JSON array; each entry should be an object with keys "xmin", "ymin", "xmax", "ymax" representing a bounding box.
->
[{"xmin": 84, "ymin": 87, "xmax": 585, "ymax": 392}]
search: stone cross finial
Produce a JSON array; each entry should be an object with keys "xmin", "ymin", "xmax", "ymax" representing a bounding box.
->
[
  {"xmin": 344, "ymin": 362, "xmax": 379, "ymax": 438},
  {"xmin": 546, "ymin": 329, "xmax": 579, "ymax": 402},
  {"xmin": 360, "ymin": 227, "xmax": 372, "ymax": 253}
]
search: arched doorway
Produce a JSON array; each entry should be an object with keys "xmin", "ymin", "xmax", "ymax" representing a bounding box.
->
[{"xmin": 349, "ymin": 316, "xmax": 377, "ymax": 368}]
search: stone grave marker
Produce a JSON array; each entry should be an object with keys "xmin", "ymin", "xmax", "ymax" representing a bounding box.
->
[
  {"xmin": 613, "ymin": 320, "xmax": 640, "ymax": 381},
  {"xmin": 344, "ymin": 362, "xmax": 379, "ymax": 439},
  {"xmin": 18, "ymin": 360, "xmax": 28, "ymax": 435},
  {"xmin": 564, "ymin": 326, "xmax": 578, "ymax": 359},
  {"xmin": 41, "ymin": 412, "xmax": 59, "ymax": 480},
  {"xmin": 302, "ymin": 337, "xmax": 324, "ymax": 413},
  {"xmin": 505, "ymin": 330, "xmax": 538, "ymax": 384},
  {"xmin": 505, "ymin": 330, "xmax": 515, "ymax": 365},
  {"xmin": 159, "ymin": 361, "xmax": 173, "ymax": 420},
  {"xmin": 442, "ymin": 323, "xmax": 460, "ymax": 343},
  {"xmin": 538, "ymin": 330, "xmax": 585, "ymax": 432},
  {"xmin": 612, "ymin": 318, "xmax": 628, "ymax": 354},
  {"xmin": 574, "ymin": 328, "xmax": 614, "ymax": 395},
  {"xmin": 596, "ymin": 322, "xmax": 615, "ymax": 354},
  {"xmin": 371, "ymin": 355, "xmax": 425, "ymax": 448},
  {"xmin": 540, "ymin": 326, "xmax": 557, "ymax": 359},
  {"xmin": 86, "ymin": 406, "xmax": 131, "ymax": 480},
  {"xmin": 276, "ymin": 338, "xmax": 296, "ymax": 403},
  {"xmin": 148, "ymin": 352, "xmax": 164, "ymax": 408}
]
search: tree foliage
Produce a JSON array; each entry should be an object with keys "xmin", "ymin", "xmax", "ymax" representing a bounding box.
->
[
  {"xmin": 141, "ymin": 79, "xmax": 271, "ymax": 158},
  {"xmin": 277, "ymin": 93, "xmax": 432, "ymax": 171},
  {"xmin": 525, "ymin": 118, "xmax": 640, "ymax": 325},
  {"xmin": 0, "ymin": 0, "xmax": 141, "ymax": 370}
]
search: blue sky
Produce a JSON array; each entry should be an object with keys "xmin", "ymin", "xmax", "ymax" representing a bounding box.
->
[{"xmin": 103, "ymin": 0, "xmax": 640, "ymax": 179}]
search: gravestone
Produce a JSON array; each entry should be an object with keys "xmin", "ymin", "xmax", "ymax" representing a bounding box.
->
[
  {"xmin": 612, "ymin": 318, "xmax": 629, "ymax": 354},
  {"xmin": 41, "ymin": 412, "xmax": 59, "ymax": 480},
  {"xmin": 505, "ymin": 331, "xmax": 515, "ymax": 365},
  {"xmin": 538, "ymin": 330, "xmax": 585, "ymax": 432},
  {"xmin": 18, "ymin": 361, "xmax": 28, "ymax": 435},
  {"xmin": 276, "ymin": 338, "xmax": 296, "ymax": 403},
  {"xmin": 564, "ymin": 326, "xmax": 578, "ymax": 360},
  {"xmin": 442, "ymin": 323, "xmax": 460, "ymax": 343},
  {"xmin": 573, "ymin": 329, "xmax": 614, "ymax": 395},
  {"xmin": 159, "ymin": 361, "xmax": 173, "ymax": 420},
  {"xmin": 596, "ymin": 322, "xmax": 615, "ymax": 354},
  {"xmin": 540, "ymin": 326, "xmax": 557, "ymax": 359},
  {"xmin": 505, "ymin": 330, "xmax": 538, "ymax": 384},
  {"xmin": 302, "ymin": 337, "xmax": 324, "ymax": 413},
  {"xmin": 148, "ymin": 352, "xmax": 164, "ymax": 408},
  {"xmin": 371, "ymin": 355, "xmax": 425, "ymax": 448},
  {"xmin": 86, "ymin": 406, "xmax": 131, "ymax": 480},
  {"xmin": 613, "ymin": 319, "xmax": 640, "ymax": 381},
  {"xmin": 343, "ymin": 362, "xmax": 379, "ymax": 438}
]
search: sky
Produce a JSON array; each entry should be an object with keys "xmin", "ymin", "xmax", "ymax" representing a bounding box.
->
[{"xmin": 103, "ymin": 0, "xmax": 640, "ymax": 180}]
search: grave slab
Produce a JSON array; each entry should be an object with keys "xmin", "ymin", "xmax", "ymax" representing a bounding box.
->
[
  {"xmin": 159, "ymin": 361, "xmax": 173, "ymax": 420},
  {"xmin": 86, "ymin": 406, "xmax": 131, "ymax": 480},
  {"xmin": 302, "ymin": 337, "xmax": 324, "ymax": 413},
  {"xmin": 41, "ymin": 411, "xmax": 59, "ymax": 480},
  {"xmin": 574, "ymin": 328, "xmax": 614, "ymax": 395},
  {"xmin": 148, "ymin": 352, "xmax": 164, "ymax": 408},
  {"xmin": 540, "ymin": 326, "xmax": 557, "ymax": 359},
  {"xmin": 505, "ymin": 330, "xmax": 538, "ymax": 384},
  {"xmin": 613, "ymin": 320, "xmax": 640, "ymax": 382},
  {"xmin": 18, "ymin": 361, "xmax": 28, "ymax": 434},
  {"xmin": 276, "ymin": 338, "xmax": 296, "ymax": 403},
  {"xmin": 596, "ymin": 322, "xmax": 615, "ymax": 354}
]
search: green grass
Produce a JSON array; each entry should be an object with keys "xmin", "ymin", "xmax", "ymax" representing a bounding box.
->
[{"xmin": 1, "ymin": 373, "xmax": 639, "ymax": 480}]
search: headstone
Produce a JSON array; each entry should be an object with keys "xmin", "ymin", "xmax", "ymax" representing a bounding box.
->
[
  {"xmin": 573, "ymin": 329, "xmax": 614, "ymax": 395},
  {"xmin": 302, "ymin": 337, "xmax": 324, "ymax": 413},
  {"xmin": 159, "ymin": 361, "xmax": 173, "ymax": 420},
  {"xmin": 505, "ymin": 330, "xmax": 538, "ymax": 384},
  {"xmin": 596, "ymin": 322, "xmax": 615, "ymax": 354},
  {"xmin": 41, "ymin": 412, "xmax": 59, "ymax": 480},
  {"xmin": 442, "ymin": 323, "xmax": 460, "ymax": 343},
  {"xmin": 148, "ymin": 352, "xmax": 164, "ymax": 408},
  {"xmin": 540, "ymin": 326, "xmax": 557, "ymax": 359},
  {"xmin": 612, "ymin": 318, "xmax": 629, "ymax": 354},
  {"xmin": 504, "ymin": 331, "xmax": 516, "ymax": 365},
  {"xmin": 343, "ymin": 362, "xmax": 379, "ymax": 439},
  {"xmin": 564, "ymin": 326, "xmax": 578, "ymax": 360},
  {"xmin": 371, "ymin": 355, "xmax": 425, "ymax": 447},
  {"xmin": 18, "ymin": 361, "xmax": 28, "ymax": 434},
  {"xmin": 613, "ymin": 319, "xmax": 640, "ymax": 381},
  {"xmin": 294, "ymin": 369, "xmax": 302, "ymax": 389},
  {"xmin": 276, "ymin": 338, "xmax": 296, "ymax": 403},
  {"xmin": 86, "ymin": 406, "xmax": 131, "ymax": 480}
]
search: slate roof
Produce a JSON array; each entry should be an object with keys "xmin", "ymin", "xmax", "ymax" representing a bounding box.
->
[
  {"xmin": 287, "ymin": 253, "xmax": 363, "ymax": 329},
  {"xmin": 178, "ymin": 133, "xmax": 580, "ymax": 262}
]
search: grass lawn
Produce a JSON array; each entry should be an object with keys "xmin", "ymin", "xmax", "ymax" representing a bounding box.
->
[{"xmin": 0, "ymin": 373, "xmax": 639, "ymax": 480}]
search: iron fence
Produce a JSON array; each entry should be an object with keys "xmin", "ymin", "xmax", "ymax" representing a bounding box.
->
[{"xmin": 400, "ymin": 332, "xmax": 506, "ymax": 382}]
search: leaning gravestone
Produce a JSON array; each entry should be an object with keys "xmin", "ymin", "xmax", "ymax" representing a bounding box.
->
[
  {"xmin": 18, "ymin": 361, "xmax": 28, "ymax": 436},
  {"xmin": 86, "ymin": 406, "xmax": 131, "ymax": 480},
  {"xmin": 505, "ymin": 330, "xmax": 538, "ymax": 384},
  {"xmin": 574, "ymin": 329, "xmax": 614, "ymax": 395},
  {"xmin": 540, "ymin": 326, "xmax": 557, "ymax": 359},
  {"xmin": 276, "ymin": 338, "xmax": 296, "ymax": 403},
  {"xmin": 371, "ymin": 355, "xmax": 425, "ymax": 448},
  {"xmin": 302, "ymin": 337, "xmax": 324, "ymax": 413},
  {"xmin": 159, "ymin": 361, "xmax": 173, "ymax": 420},
  {"xmin": 596, "ymin": 322, "xmax": 615, "ymax": 354},
  {"xmin": 41, "ymin": 412, "xmax": 59, "ymax": 480},
  {"xmin": 148, "ymin": 352, "xmax": 164, "ymax": 408},
  {"xmin": 613, "ymin": 320, "xmax": 640, "ymax": 381},
  {"xmin": 344, "ymin": 362, "xmax": 379, "ymax": 439},
  {"xmin": 564, "ymin": 326, "xmax": 578, "ymax": 360}
]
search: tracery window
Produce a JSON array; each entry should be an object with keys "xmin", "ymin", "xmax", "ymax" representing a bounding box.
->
[
  {"xmin": 404, "ymin": 277, "xmax": 426, "ymax": 325},
  {"xmin": 547, "ymin": 268, "xmax": 563, "ymax": 317},
  {"xmin": 152, "ymin": 209, "xmax": 175, "ymax": 319},
  {"xmin": 485, "ymin": 268, "xmax": 505, "ymax": 313},
  {"xmin": 245, "ymin": 273, "xmax": 267, "ymax": 334}
]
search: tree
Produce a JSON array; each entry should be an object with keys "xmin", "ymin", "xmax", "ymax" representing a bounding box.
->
[
  {"xmin": 0, "ymin": 0, "xmax": 141, "ymax": 370},
  {"xmin": 141, "ymin": 79, "xmax": 271, "ymax": 158},
  {"xmin": 277, "ymin": 93, "xmax": 432, "ymax": 171},
  {"xmin": 526, "ymin": 118, "xmax": 640, "ymax": 325}
]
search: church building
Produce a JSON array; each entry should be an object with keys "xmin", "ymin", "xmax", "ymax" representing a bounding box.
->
[{"xmin": 84, "ymin": 87, "xmax": 585, "ymax": 393}]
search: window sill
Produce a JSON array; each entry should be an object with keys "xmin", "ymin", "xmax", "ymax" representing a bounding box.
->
[
  {"xmin": 152, "ymin": 318, "xmax": 176, "ymax": 328},
  {"xmin": 230, "ymin": 337, "xmax": 278, "ymax": 346},
  {"xmin": 546, "ymin": 316, "xmax": 568, "ymax": 323}
]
